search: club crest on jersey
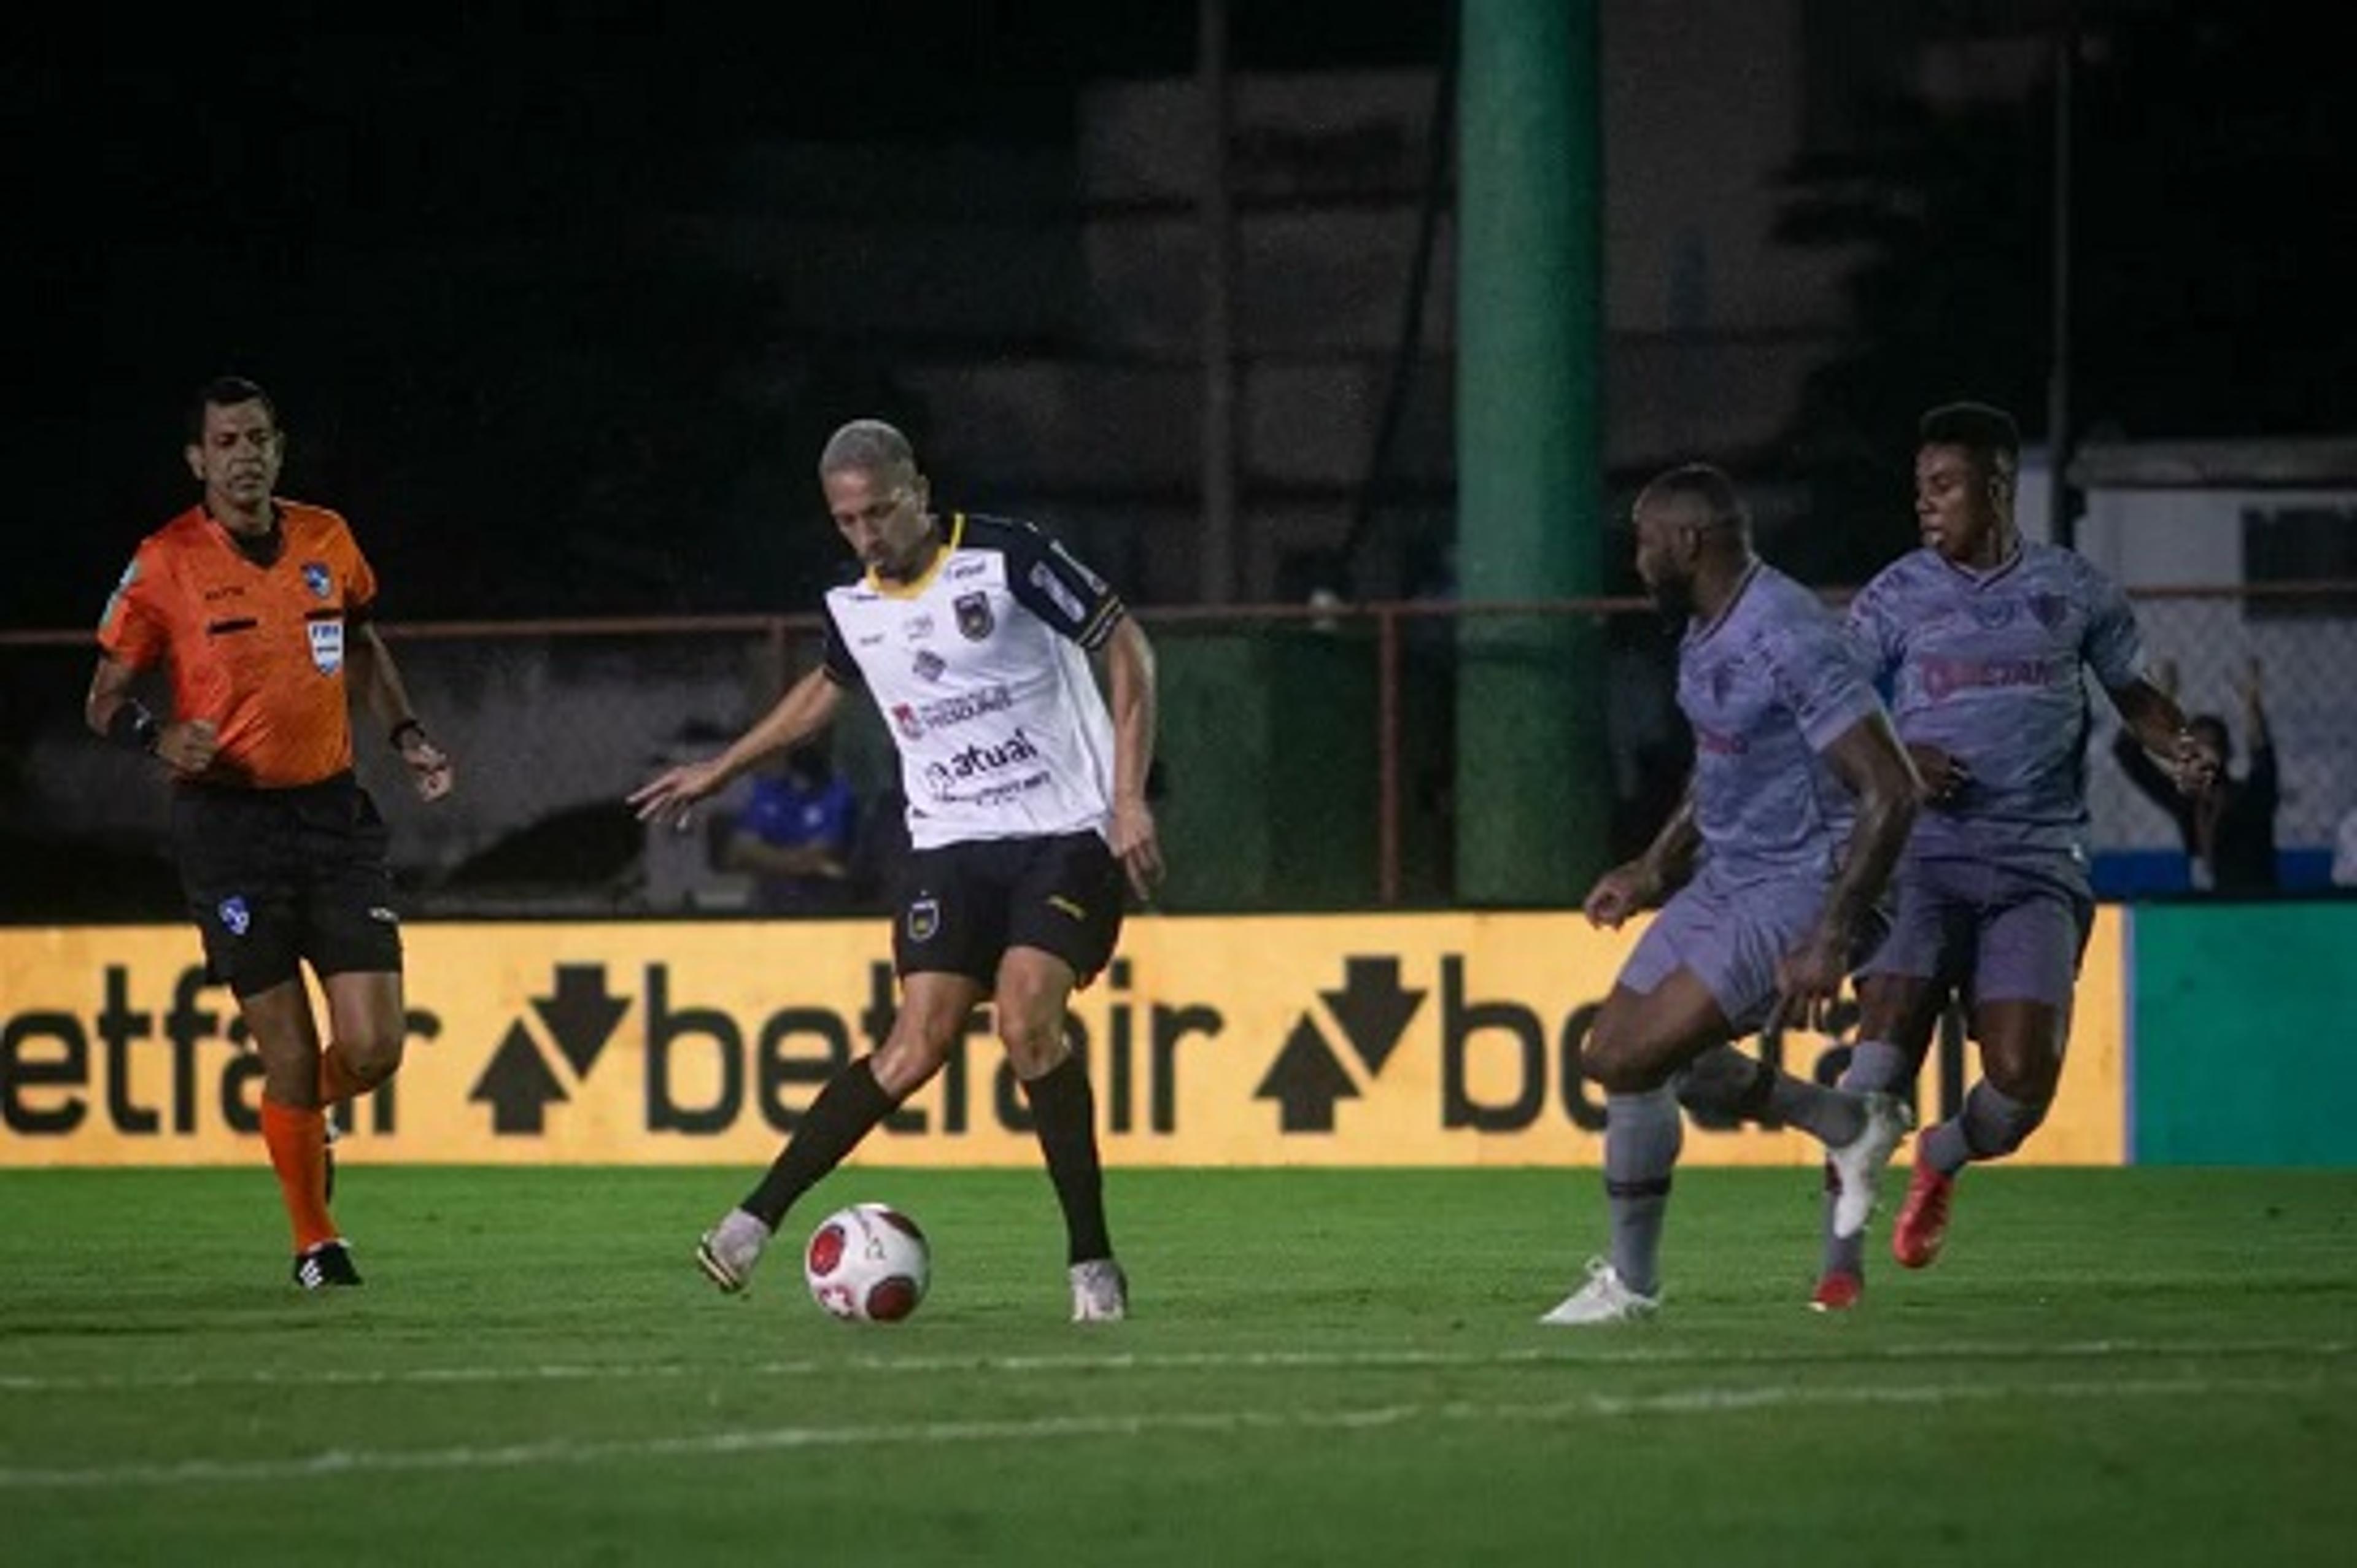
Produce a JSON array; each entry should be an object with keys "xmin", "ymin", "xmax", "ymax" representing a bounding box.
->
[
  {"xmin": 954, "ymin": 592, "xmax": 994, "ymax": 641},
  {"xmin": 309, "ymin": 619, "xmax": 345, "ymax": 674},
  {"xmin": 891, "ymin": 702, "xmax": 924, "ymax": 741},
  {"xmin": 217, "ymin": 895, "xmax": 251, "ymax": 937},
  {"xmin": 913, "ymin": 650, "xmax": 946, "ymax": 682},
  {"xmin": 1970, "ymin": 599, "xmax": 2018, "ymax": 629},
  {"xmin": 906, "ymin": 895, "xmax": 941, "ymax": 943},
  {"xmin": 301, "ymin": 562, "xmax": 333, "ymax": 598}
]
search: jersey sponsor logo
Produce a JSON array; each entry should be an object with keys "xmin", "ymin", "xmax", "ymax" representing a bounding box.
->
[
  {"xmin": 921, "ymin": 727, "xmax": 1041, "ymax": 800},
  {"xmin": 954, "ymin": 591, "xmax": 994, "ymax": 641},
  {"xmin": 301, "ymin": 562, "xmax": 333, "ymax": 599},
  {"xmin": 1919, "ymin": 654, "xmax": 2070, "ymax": 703},
  {"xmin": 912, "ymin": 650, "xmax": 946, "ymax": 682},
  {"xmin": 946, "ymin": 555, "xmax": 989, "ymax": 581},
  {"xmin": 915, "ymin": 685, "xmax": 1013, "ymax": 732},
  {"xmin": 217, "ymin": 896, "xmax": 251, "ymax": 937},
  {"xmin": 1028, "ymin": 561, "xmax": 1088, "ymax": 625},
  {"xmin": 309, "ymin": 619, "xmax": 345, "ymax": 674},
  {"xmin": 891, "ymin": 703, "xmax": 925, "ymax": 741},
  {"xmin": 902, "ymin": 613, "xmax": 935, "ymax": 643}
]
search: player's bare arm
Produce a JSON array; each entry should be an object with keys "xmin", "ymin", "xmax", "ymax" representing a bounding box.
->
[
  {"xmin": 630, "ymin": 665, "xmax": 845, "ymax": 826},
  {"xmin": 1584, "ymin": 784, "xmax": 1698, "ymax": 928},
  {"xmin": 1099, "ymin": 616, "xmax": 1164, "ymax": 900},
  {"xmin": 84, "ymin": 652, "xmax": 219, "ymax": 776},
  {"xmin": 1778, "ymin": 709, "xmax": 1920, "ymax": 1027},
  {"xmin": 349, "ymin": 624, "xmax": 455, "ymax": 801},
  {"xmin": 2108, "ymin": 675, "xmax": 2218, "ymax": 796}
]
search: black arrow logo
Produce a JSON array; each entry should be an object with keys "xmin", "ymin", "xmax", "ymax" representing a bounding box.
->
[
  {"xmin": 1253, "ymin": 1017, "xmax": 1360, "ymax": 1133},
  {"xmin": 470, "ymin": 1021, "xmax": 570, "ymax": 1134},
  {"xmin": 1320, "ymin": 956, "xmax": 1424, "ymax": 1075},
  {"xmin": 532, "ymin": 964, "xmax": 629, "ymax": 1078}
]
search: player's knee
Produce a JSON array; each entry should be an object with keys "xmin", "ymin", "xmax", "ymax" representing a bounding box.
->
[
  {"xmin": 871, "ymin": 1033, "xmax": 950, "ymax": 1099},
  {"xmin": 336, "ymin": 1030, "xmax": 404, "ymax": 1089},
  {"xmin": 996, "ymin": 1014, "xmax": 1068, "ymax": 1079},
  {"xmin": 1579, "ymin": 1019, "xmax": 1661, "ymax": 1095}
]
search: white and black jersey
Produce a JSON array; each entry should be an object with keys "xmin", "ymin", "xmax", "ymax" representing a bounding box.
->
[{"xmin": 821, "ymin": 512, "xmax": 1125, "ymax": 851}]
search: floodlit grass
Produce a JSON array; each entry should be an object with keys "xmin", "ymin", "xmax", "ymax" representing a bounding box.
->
[{"xmin": 3, "ymin": 1166, "xmax": 2353, "ymax": 1566}]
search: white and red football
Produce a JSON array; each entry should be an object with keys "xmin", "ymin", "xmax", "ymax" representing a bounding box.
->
[{"xmin": 804, "ymin": 1202, "xmax": 931, "ymax": 1323}]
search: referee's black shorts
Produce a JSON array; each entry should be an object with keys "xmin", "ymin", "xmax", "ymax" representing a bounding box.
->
[
  {"xmin": 170, "ymin": 771, "xmax": 404, "ymax": 999},
  {"xmin": 891, "ymin": 830, "xmax": 1125, "ymax": 989}
]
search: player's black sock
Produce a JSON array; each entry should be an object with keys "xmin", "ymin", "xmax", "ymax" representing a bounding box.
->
[
  {"xmin": 741, "ymin": 1058, "xmax": 897, "ymax": 1230},
  {"xmin": 1022, "ymin": 1052, "xmax": 1112, "ymax": 1265},
  {"xmin": 1604, "ymin": 1085, "xmax": 1681, "ymax": 1298}
]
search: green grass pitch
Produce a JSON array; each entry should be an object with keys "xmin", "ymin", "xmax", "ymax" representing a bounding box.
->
[{"xmin": 3, "ymin": 1165, "xmax": 2353, "ymax": 1566}]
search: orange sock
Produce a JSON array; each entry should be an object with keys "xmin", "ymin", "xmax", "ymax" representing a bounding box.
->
[
  {"xmin": 318, "ymin": 1047, "xmax": 363, "ymax": 1106},
  {"xmin": 260, "ymin": 1097, "xmax": 338, "ymax": 1254}
]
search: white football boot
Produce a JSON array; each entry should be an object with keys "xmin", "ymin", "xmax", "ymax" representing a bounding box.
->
[
  {"xmin": 1826, "ymin": 1091, "xmax": 1914, "ymax": 1240},
  {"xmin": 1069, "ymin": 1258, "xmax": 1129, "ymax": 1322},
  {"xmin": 1538, "ymin": 1257, "xmax": 1660, "ymax": 1326},
  {"xmin": 695, "ymin": 1208, "xmax": 772, "ymax": 1294}
]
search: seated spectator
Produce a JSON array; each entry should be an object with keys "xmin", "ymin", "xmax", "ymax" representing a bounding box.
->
[
  {"xmin": 2113, "ymin": 656, "xmax": 2279, "ymax": 894},
  {"xmin": 723, "ymin": 744, "xmax": 859, "ymax": 915}
]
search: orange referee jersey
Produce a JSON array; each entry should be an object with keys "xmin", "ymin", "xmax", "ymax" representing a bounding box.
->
[{"xmin": 97, "ymin": 502, "xmax": 379, "ymax": 789}]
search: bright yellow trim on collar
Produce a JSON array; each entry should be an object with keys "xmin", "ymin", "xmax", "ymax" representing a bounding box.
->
[{"xmin": 864, "ymin": 512, "xmax": 965, "ymax": 599}]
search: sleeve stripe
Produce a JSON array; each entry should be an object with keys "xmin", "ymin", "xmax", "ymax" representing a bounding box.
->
[{"xmin": 1078, "ymin": 598, "xmax": 1126, "ymax": 649}]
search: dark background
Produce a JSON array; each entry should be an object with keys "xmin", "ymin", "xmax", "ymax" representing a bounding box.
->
[{"xmin": 6, "ymin": 0, "xmax": 2351, "ymax": 625}]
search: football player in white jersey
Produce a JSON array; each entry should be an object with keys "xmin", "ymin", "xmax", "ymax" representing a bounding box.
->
[{"xmin": 631, "ymin": 419, "xmax": 1162, "ymax": 1321}]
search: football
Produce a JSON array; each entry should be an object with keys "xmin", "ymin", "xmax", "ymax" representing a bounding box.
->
[{"xmin": 804, "ymin": 1202, "xmax": 931, "ymax": 1323}]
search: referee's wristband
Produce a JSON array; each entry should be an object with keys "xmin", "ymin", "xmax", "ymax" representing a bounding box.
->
[
  {"xmin": 108, "ymin": 700, "xmax": 161, "ymax": 754},
  {"xmin": 389, "ymin": 717, "xmax": 427, "ymax": 751}
]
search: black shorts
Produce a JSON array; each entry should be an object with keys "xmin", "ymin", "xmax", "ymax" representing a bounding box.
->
[
  {"xmin": 891, "ymin": 830, "xmax": 1126, "ymax": 987},
  {"xmin": 170, "ymin": 772, "xmax": 404, "ymax": 999}
]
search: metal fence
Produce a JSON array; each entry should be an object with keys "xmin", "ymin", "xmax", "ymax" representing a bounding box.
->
[{"xmin": 6, "ymin": 584, "xmax": 2353, "ymax": 921}]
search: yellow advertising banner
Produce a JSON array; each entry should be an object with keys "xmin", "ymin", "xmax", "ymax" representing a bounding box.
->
[{"xmin": 0, "ymin": 911, "xmax": 2125, "ymax": 1167}]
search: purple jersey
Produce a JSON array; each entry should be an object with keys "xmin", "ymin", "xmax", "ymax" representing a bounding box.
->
[
  {"xmin": 1679, "ymin": 563, "xmax": 1884, "ymax": 886},
  {"xmin": 1846, "ymin": 541, "xmax": 2142, "ymax": 859}
]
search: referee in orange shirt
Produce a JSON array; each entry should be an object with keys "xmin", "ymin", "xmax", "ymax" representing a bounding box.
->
[{"xmin": 85, "ymin": 377, "xmax": 455, "ymax": 1289}]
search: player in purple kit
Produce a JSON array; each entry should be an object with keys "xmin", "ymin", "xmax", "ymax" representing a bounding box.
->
[
  {"xmin": 1809, "ymin": 403, "xmax": 2216, "ymax": 1310},
  {"xmin": 1541, "ymin": 463, "xmax": 1921, "ymax": 1326}
]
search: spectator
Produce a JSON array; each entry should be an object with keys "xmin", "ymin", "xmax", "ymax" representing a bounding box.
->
[
  {"xmin": 722, "ymin": 743, "xmax": 859, "ymax": 914},
  {"xmin": 2113, "ymin": 657, "xmax": 2280, "ymax": 894}
]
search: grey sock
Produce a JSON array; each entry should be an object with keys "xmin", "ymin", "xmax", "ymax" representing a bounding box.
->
[
  {"xmin": 1921, "ymin": 1081, "xmax": 2046, "ymax": 1175},
  {"xmin": 1603, "ymin": 1086, "xmax": 1682, "ymax": 1298},
  {"xmin": 1675, "ymin": 1045, "xmax": 1861, "ymax": 1144},
  {"xmin": 1821, "ymin": 1039, "xmax": 1911, "ymax": 1278}
]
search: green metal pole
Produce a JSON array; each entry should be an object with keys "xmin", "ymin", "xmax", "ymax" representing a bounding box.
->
[{"xmin": 1453, "ymin": 0, "xmax": 1609, "ymax": 904}]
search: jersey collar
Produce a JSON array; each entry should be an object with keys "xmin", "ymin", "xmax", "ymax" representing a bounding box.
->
[{"xmin": 865, "ymin": 511, "xmax": 965, "ymax": 599}]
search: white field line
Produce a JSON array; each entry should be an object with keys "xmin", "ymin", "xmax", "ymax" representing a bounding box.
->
[
  {"xmin": 0, "ymin": 1337, "xmax": 2343, "ymax": 1396},
  {"xmin": 0, "ymin": 1373, "xmax": 2345, "ymax": 1492}
]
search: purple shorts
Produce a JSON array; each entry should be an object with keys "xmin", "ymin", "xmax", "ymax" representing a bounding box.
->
[
  {"xmin": 1617, "ymin": 867, "xmax": 1830, "ymax": 1035},
  {"xmin": 1854, "ymin": 853, "xmax": 2094, "ymax": 1010}
]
